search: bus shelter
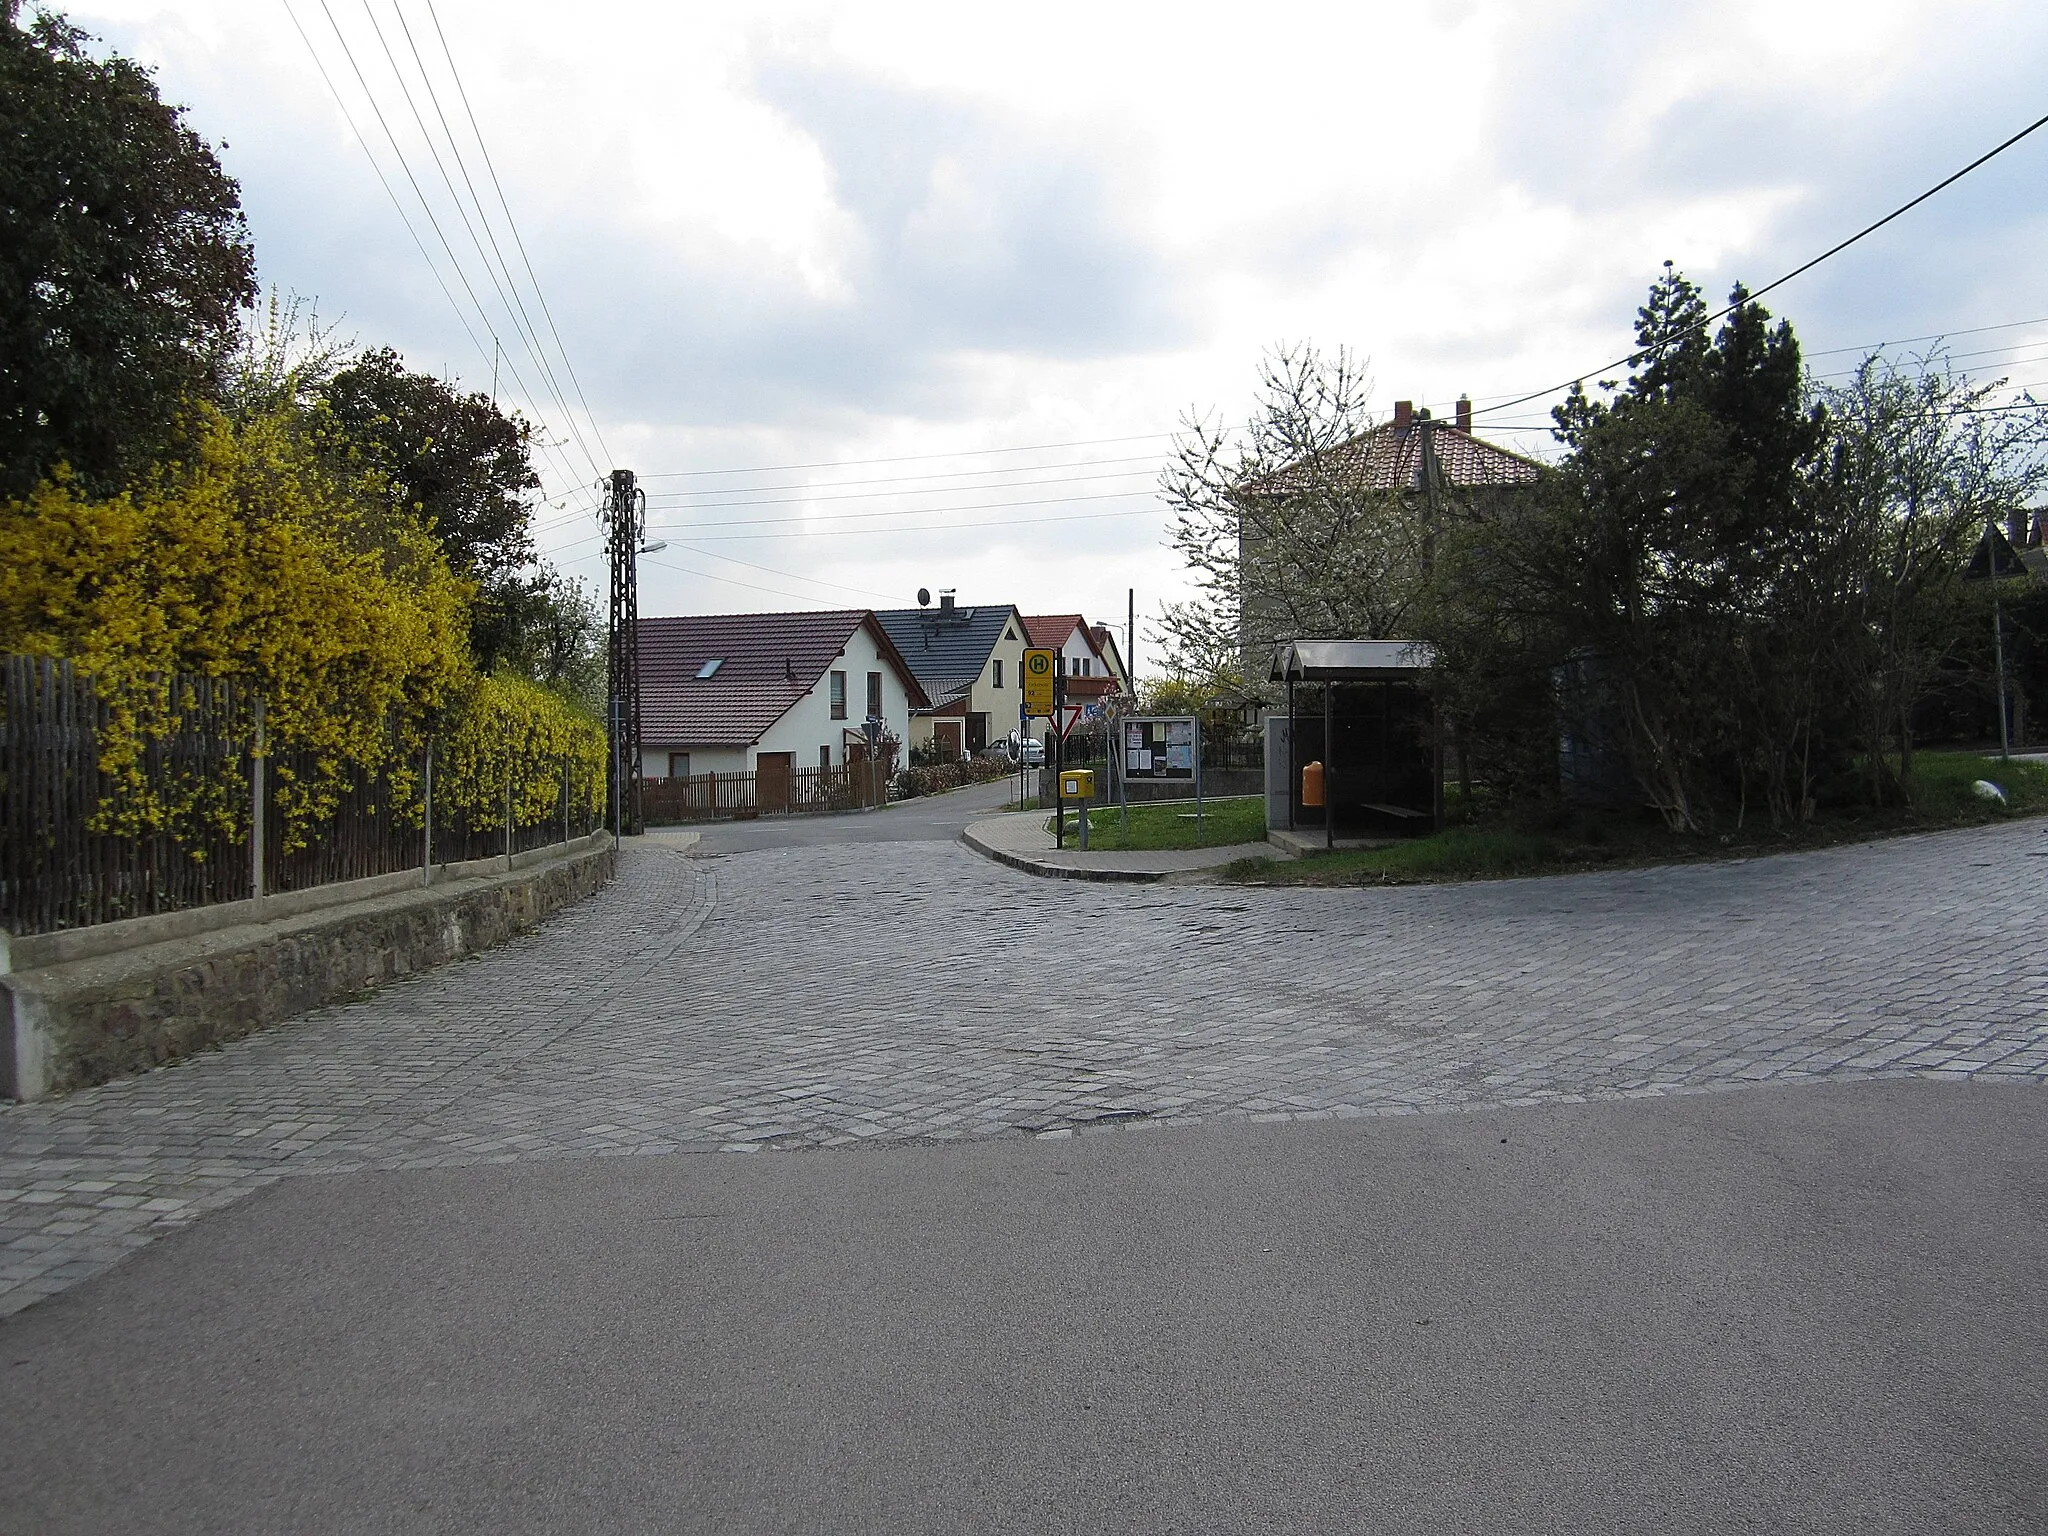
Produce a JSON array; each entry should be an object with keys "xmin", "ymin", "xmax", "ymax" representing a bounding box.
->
[{"xmin": 1270, "ymin": 640, "xmax": 1440, "ymax": 848}]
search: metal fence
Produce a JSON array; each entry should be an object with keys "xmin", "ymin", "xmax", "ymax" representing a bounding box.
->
[
  {"xmin": 1, "ymin": 655, "xmax": 600, "ymax": 938},
  {"xmin": 1203, "ymin": 736, "xmax": 1264, "ymax": 773}
]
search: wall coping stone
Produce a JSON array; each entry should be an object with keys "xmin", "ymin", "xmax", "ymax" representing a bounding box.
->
[
  {"xmin": 4, "ymin": 830, "xmax": 611, "ymax": 974},
  {"xmin": 3, "ymin": 833, "xmax": 616, "ymax": 1102}
]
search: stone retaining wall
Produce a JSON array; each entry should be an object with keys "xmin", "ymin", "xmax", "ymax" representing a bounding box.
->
[{"xmin": 2, "ymin": 835, "xmax": 615, "ymax": 1102}]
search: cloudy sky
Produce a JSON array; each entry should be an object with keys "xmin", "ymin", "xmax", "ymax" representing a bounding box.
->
[{"xmin": 68, "ymin": 0, "xmax": 2048, "ymax": 671}]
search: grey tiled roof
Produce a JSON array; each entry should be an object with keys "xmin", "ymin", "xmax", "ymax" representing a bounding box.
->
[{"xmin": 872, "ymin": 605, "xmax": 1022, "ymax": 695}]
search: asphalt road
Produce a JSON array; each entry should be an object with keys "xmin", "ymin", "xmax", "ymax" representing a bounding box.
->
[
  {"xmin": 4, "ymin": 1076, "xmax": 2043, "ymax": 1534},
  {"xmin": 681, "ymin": 774, "xmax": 1022, "ymax": 853}
]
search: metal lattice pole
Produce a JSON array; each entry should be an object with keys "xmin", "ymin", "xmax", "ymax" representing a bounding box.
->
[{"xmin": 603, "ymin": 468, "xmax": 645, "ymax": 837}]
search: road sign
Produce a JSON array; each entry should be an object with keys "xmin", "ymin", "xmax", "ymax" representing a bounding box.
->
[
  {"xmin": 1022, "ymin": 647, "xmax": 1055, "ymax": 716},
  {"xmin": 1058, "ymin": 704, "xmax": 1084, "ymax": 738}
]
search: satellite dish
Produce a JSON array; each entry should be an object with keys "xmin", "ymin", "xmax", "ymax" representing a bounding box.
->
[{"xmin": 917, "ymin": 587, "xmax": 931, "ymax": 607}]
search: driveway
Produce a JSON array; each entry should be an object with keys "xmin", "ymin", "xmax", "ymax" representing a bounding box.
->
[{"xmin": 3, "ymin": 813, "xmax": 2046, "ymax": 1530}]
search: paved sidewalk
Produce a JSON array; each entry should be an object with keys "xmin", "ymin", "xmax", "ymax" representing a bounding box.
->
[{"xmin": 962, "ymin": 809, "xmax": 1269, "ymax": 880}]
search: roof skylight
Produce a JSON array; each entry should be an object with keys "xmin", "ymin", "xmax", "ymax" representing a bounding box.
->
[{"xmin": 695, "ymin": 658, "xmax": 723, "ymax": 679}]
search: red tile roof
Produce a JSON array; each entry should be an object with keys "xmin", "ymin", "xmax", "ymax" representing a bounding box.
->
[
  {"xmin": 1021, "ymin": 614, "xmax": 1086, "ymax": 651},
  {"xmin": 1247, "ymin": 420, "xmax": 1540, "ymax": 498},
  {"xmin": 638, "ymin": 611, "xmax": 928, "ymax": 747}
]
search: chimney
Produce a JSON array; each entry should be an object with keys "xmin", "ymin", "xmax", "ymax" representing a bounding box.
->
[
  {"xmin": 1456, "ymin": 395, "xmax": 1472, "ymax": 433},
  {"xmin": 2009, "ymin": 509, "xmax": 2029, "ymax": 549},
  {"xmin": 1393, "ymin": 400, "xmax": 1413, "ymax": 433},
  {"xmin": 2033, "ymin": 508, "xmax": 2048, "ymax": 548},
  {"xmin": 938, "ymin": 589, "xmax": 956, "ymax": 612}
]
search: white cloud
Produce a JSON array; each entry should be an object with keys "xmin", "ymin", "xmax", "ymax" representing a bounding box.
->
[{"xmin": 62, "ymin": 0, "xmax": 2048, "ymax": 657}]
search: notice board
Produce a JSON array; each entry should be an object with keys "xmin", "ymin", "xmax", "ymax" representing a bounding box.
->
[{"xmin": 1123, "ymin": 716, "xmax": 1197, "ymax": 781}]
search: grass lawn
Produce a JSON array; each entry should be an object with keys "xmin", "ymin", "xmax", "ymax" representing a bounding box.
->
[
  {"xmin": 1221, "ymin": 750, "xmax": 2048, "ymax": 887},
  {"xmin": 1044, "ymin": 794, "xmax": 1266, "ymax": 851}
]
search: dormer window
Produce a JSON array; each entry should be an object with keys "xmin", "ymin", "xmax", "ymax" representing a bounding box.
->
[{"xmin": 696, "ymin": 658, "xmax": 723, "ymax": 679}]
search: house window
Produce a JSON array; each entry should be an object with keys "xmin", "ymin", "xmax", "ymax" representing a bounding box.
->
[
  {"xmin": 696, "ymin": 658, "xmax": 723, "ymax": 679},
  {"xmin": 820, "ymin": 745, "xmax": 831, "ymax": 770},
  {"xmin": 668, "ymin": 752, "xmax": 691, "ymax": 779},
  {"xmin": 830, "ymin": 670, "xmax": 847, "ymax": 719},
  {"xmin": 993, "ymin": 659, "xmax": 1004, "ymax": 688},
  {"xmin": 866, "ymin": 671, "xmax": 882, "ymax": 718}
]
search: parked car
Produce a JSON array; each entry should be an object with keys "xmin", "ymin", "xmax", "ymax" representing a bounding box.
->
[{"xmin": 1005, "ymin": 734, "xmax": 1046, "ymax": 766}]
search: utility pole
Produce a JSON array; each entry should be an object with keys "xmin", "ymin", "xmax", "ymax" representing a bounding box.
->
[
  {"xmin": 1419, "ymin": 410, "xmax": 1454, "ymax": 819},
  {"xmin": 1127, "ymin": 587, "xmax": 1135, "ymax": 690},
  {"xmin": 603, "ymin": 469, "xmax": 646, "ymax": 837}
]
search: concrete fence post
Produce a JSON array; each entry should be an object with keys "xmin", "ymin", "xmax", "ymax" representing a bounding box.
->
[
  {"xmin": 422, "ymin": 741, "xmax": 434, "ymax": 888},
  {"xmin": 250, "ymin": 695, "xmax": 266, "ymax": 906}
]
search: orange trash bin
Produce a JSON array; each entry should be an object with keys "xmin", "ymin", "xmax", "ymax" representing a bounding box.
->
[{"xmin": 1301, "ymin": 759, "xmax": 1325, "ymax": 809}]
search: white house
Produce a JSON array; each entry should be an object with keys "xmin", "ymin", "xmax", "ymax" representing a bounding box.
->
[
  {"xmin": 873, "ymin": 597, "xmax": 1028, "ymax": 759},
  {"xmin": 637, "ymin": 610, "xmax": 929, "ymax": 785}
]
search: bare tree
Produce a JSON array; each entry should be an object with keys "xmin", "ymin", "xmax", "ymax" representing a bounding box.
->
[
  {"xmin": 1815, "ymin": 349, "xmax": 2048, "ymax": 790},
  {"xmin": 1158, "ymin": 344, "xmax": 1430, "ymax": 697}
]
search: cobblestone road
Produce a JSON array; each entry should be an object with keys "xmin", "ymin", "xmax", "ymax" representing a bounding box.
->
[{"xmin": 5, "ymin": 819, "xmax": 2047, "ymax": 1315}]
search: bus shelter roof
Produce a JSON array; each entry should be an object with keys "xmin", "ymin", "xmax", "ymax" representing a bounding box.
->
[{"xmin": 1270, "ymin": 640, "xmax": 1435, "ymax": 682}]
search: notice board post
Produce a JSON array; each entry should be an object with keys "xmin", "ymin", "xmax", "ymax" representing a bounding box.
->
[{"xmin": 1122, "ymin": 714, "xmax": 1202, "ymax": 841}]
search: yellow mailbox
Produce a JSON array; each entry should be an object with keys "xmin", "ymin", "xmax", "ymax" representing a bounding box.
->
[{"xmin": 1059, "ymin": 768, "xmax": 1095, "ymax": 801}]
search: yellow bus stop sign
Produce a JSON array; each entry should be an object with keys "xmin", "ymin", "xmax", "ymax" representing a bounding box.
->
[{"xmin": 1022, "ymin": 647, "xmax": 1055, "ymax": 716}]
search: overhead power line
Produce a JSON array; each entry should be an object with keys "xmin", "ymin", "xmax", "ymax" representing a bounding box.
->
[
  {"xmin": 658, "ymin": 545, "xmax": 900, "ymax": 603},
  {"xmin": 421, "ymin": 0, "xmax": 615, "ymax": 472},
  {"xmin": 650, "ymin": 505, "xmax": 1163, "ymax": 544},
  {"xmin": 1471, "ymin": 107, "xmax": 2048, "ymax": 420},
  {"xmin": 284, "ymin": 0, "xmax": 610, "ymax": 523},
  {"xmin": 544, "ymin": 502, "xmax": 1162, "ymax": 559},
  {"xmin": 296, "ymin": 0, "xmax": 598, "ymax": 501},
  {"xmin": 1802, "ymin": 314, "xmax": 2048, "ymax": 360},
  {"xmin": 539, "ymin": 487, "xmax": 1157, "ymax": 547},
  {"xmin": 634, "ymin": 432, "xmax": 1175, "ymax": 480},
  {"xmin": 643, "ymin": 451, "xmax": 1165, "ymax": 499},
  {"xmin": 528, "ymin": 461, "xmax": 1166, "ymax": 538},
  {"xmin": 366, "ymin": 0, "xmax": 603, "ymax": 480},
  {"xmin": 639, "ymin": 553, "xmax": 894, "ymax": 609}
]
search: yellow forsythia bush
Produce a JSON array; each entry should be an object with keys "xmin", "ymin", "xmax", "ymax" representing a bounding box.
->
[
  {"xmin": 0, "ymin": 402, "xmax": 473, "ymax": 842},
  {"xmin": 434, "ymin": 672, "xmax": 607, "ymax": 829}
]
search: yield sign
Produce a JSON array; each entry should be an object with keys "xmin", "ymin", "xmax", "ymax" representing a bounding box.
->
[{"xmin": 1057, "ymin": 704, "xmax": 1085, "ymax": 738}]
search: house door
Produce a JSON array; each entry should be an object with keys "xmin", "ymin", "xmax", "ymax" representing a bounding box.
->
[
  {"xmin": 757, "ymin": 752, "xmax": 793, "ymax": 812},
  {"xmin": 934, "ymin": 720, "xmax": 964, "ymax": 762},
  {"xmin": 967, "ymin": 712, "xmax": 989, "ymax": 754}
]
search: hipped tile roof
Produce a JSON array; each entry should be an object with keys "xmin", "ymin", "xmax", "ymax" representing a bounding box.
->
[
  {"xmin": 638, "ymin": 610, "xmax": 928, "ymax": 747},
  {"xmin": 1247, "ymin": 419, "xmax": 1540, "ymax": 498}
]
